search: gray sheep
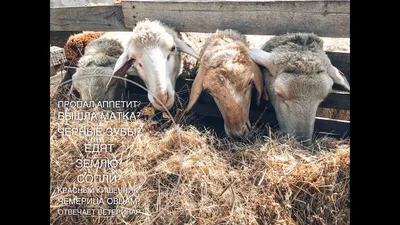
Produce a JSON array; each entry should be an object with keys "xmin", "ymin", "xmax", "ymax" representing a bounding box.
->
[
  {"xmin": 70, "ymin": 37, "xmax": 126, "ymax": 103},
  {"xmin": 250, "ymin": 33, "xmax": 350, "ymax": 145}
]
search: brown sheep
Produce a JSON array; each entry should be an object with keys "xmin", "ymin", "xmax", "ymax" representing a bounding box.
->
[
  {"xmin": 186, "ymin": 29, "xmax": 264, "ymax": 139},
  {"xmin": 64, "ymin": 31, "xmax": 105, "ymax": 66}
]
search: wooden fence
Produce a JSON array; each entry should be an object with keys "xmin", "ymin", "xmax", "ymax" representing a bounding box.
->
[{"xmin": 50, "ymin": 0, "xmax": 350, "ymax": 138}]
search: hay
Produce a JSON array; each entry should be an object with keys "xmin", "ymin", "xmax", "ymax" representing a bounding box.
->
[{"xmin": 50, "ymin": 86, "xmax": 349, "ymax": 225}]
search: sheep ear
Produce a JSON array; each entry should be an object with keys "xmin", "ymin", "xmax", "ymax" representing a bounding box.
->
[
  {"xmin": 106, "ymin": 50, "xmax": 132, "ymax": 89},
  {"xmin": 185, "ymin": 64, "xmax": 205, "ymax": 113},
  {"xmin": 327, "ymin": 65, "xmax": 350, "ymax": 91},
  {"xmin": 250, "ymin": 60, "xmax": 265, "ymax": 105},
  {"xmin": 249, "ymin": 48, "xmax": 277, "ymax": 76},
  {"xmin": 174, "ymin": 37, "xmax": 199, "ymax": 60}
]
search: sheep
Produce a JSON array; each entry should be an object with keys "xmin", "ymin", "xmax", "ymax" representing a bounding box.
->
[
  {"xmin": 64, "ymin": 31, "xmax": 106, "ymax": 66},
  {"xmin": 70, "ymin": 36, "xmax": 126, "ymax": 103},
  {"xmin": 185, "ymin": 29, "xmax": 264, "ymax": 139},
  {"xmin": 60, "ymin": 31, "xmax": 106, "ymax": 85},
  {"xmin": 249, "ymin": 33, "xmax": 350, "ymax": 145},
  {"xmin": 108, "ymin": 19, "xmax": 199, "ymax": 111}
]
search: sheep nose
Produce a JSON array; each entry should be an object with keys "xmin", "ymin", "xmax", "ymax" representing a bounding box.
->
[
  {"xmin": 150, "ymin": 91, "xmax": 175, "ymax": 111},
  {"xmin": 228, "ymin": 132, "xmax": 242, "ymax": 140},
  {"xmin": 226, "ymin": 126, "xmax": 250, "ymax": 140},
  {"xmin": 154, "ymin": 92, "xmax": 170, "ymax": 107}
]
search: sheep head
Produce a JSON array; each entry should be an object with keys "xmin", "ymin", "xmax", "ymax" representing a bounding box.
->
[
  {"xmin": 107, "ymin": 19, "xmax": 199, "ymax": 111},
  {"xmin": 71, "ymin": 38, "xmax": 126, "ymax": 103},
  {"xmin": 249, "ymin": 33, "xmax": 350, "ymax": 145},
  {"xmin": 186, "ymin": 30, "xmax": 264, "ymax": 139}
]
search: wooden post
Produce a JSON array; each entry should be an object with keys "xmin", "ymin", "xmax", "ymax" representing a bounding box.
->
[{"xmin": 50, "ymin": 46, "xmax": 67, "ymax": 76}]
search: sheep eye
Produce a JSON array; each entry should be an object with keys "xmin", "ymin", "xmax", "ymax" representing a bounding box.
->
[
  {"xmin": 138, "ymin": 63, "xmax": 142, "ymax": 68},
  {"xmin": 171, "ymin": 46, "xmax": 176, "ymax": 52}
]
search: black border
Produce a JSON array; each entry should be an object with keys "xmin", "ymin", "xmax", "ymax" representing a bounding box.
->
[
  {"xmin": 9, "ymin": 0, "xmax": 49, "ymax": 221},
  {"xmin": 350, "ymin": 1, "xmax": 385, "ymax": 224}
]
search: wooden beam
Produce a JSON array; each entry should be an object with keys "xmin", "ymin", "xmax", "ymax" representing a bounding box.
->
[
  {"xmin": 50, "ymin": 5, "xmax": 130, "ymax": 31},
  {"xmin": 320, "ymin": 91, "xmax": 349, "ymax": 110},
  {"xmin": 314, "ymin": 117, "xmax": 350, "ymax": 138},
  {"xmin": 122, "ymin": 0, "xmax": 350, "ymax": 37}
]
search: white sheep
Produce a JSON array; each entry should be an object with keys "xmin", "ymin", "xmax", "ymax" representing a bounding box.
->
[
  {"xmin": 250, "ymin": 33, "xmax": 350, "ymax": 145},
  {"xmin": 185, "ymin": 29, "xmax": 264, "ymax": 139},
  {"xmin": 108, "ymin": 19, "xmax": 199, "ymax": 111}
]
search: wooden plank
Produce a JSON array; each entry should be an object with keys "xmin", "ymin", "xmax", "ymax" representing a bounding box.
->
[
  {"xmin": 314, "ymin": 117, "xmax": 350, "ymax": 138},
  {"xmin": 50, "ymin": 46, "xmax": 67, "ymax": 67},
  {"xmin": 122, "ymin": 0, "xmax": 350, "ymax": 37},
  {"xmin": 319, "ymin": 91, "xmax": 349, "ymax": 110},
  {"xmin": 50, "ymin": 5, "xmax": 130, "ymax": 31}
]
